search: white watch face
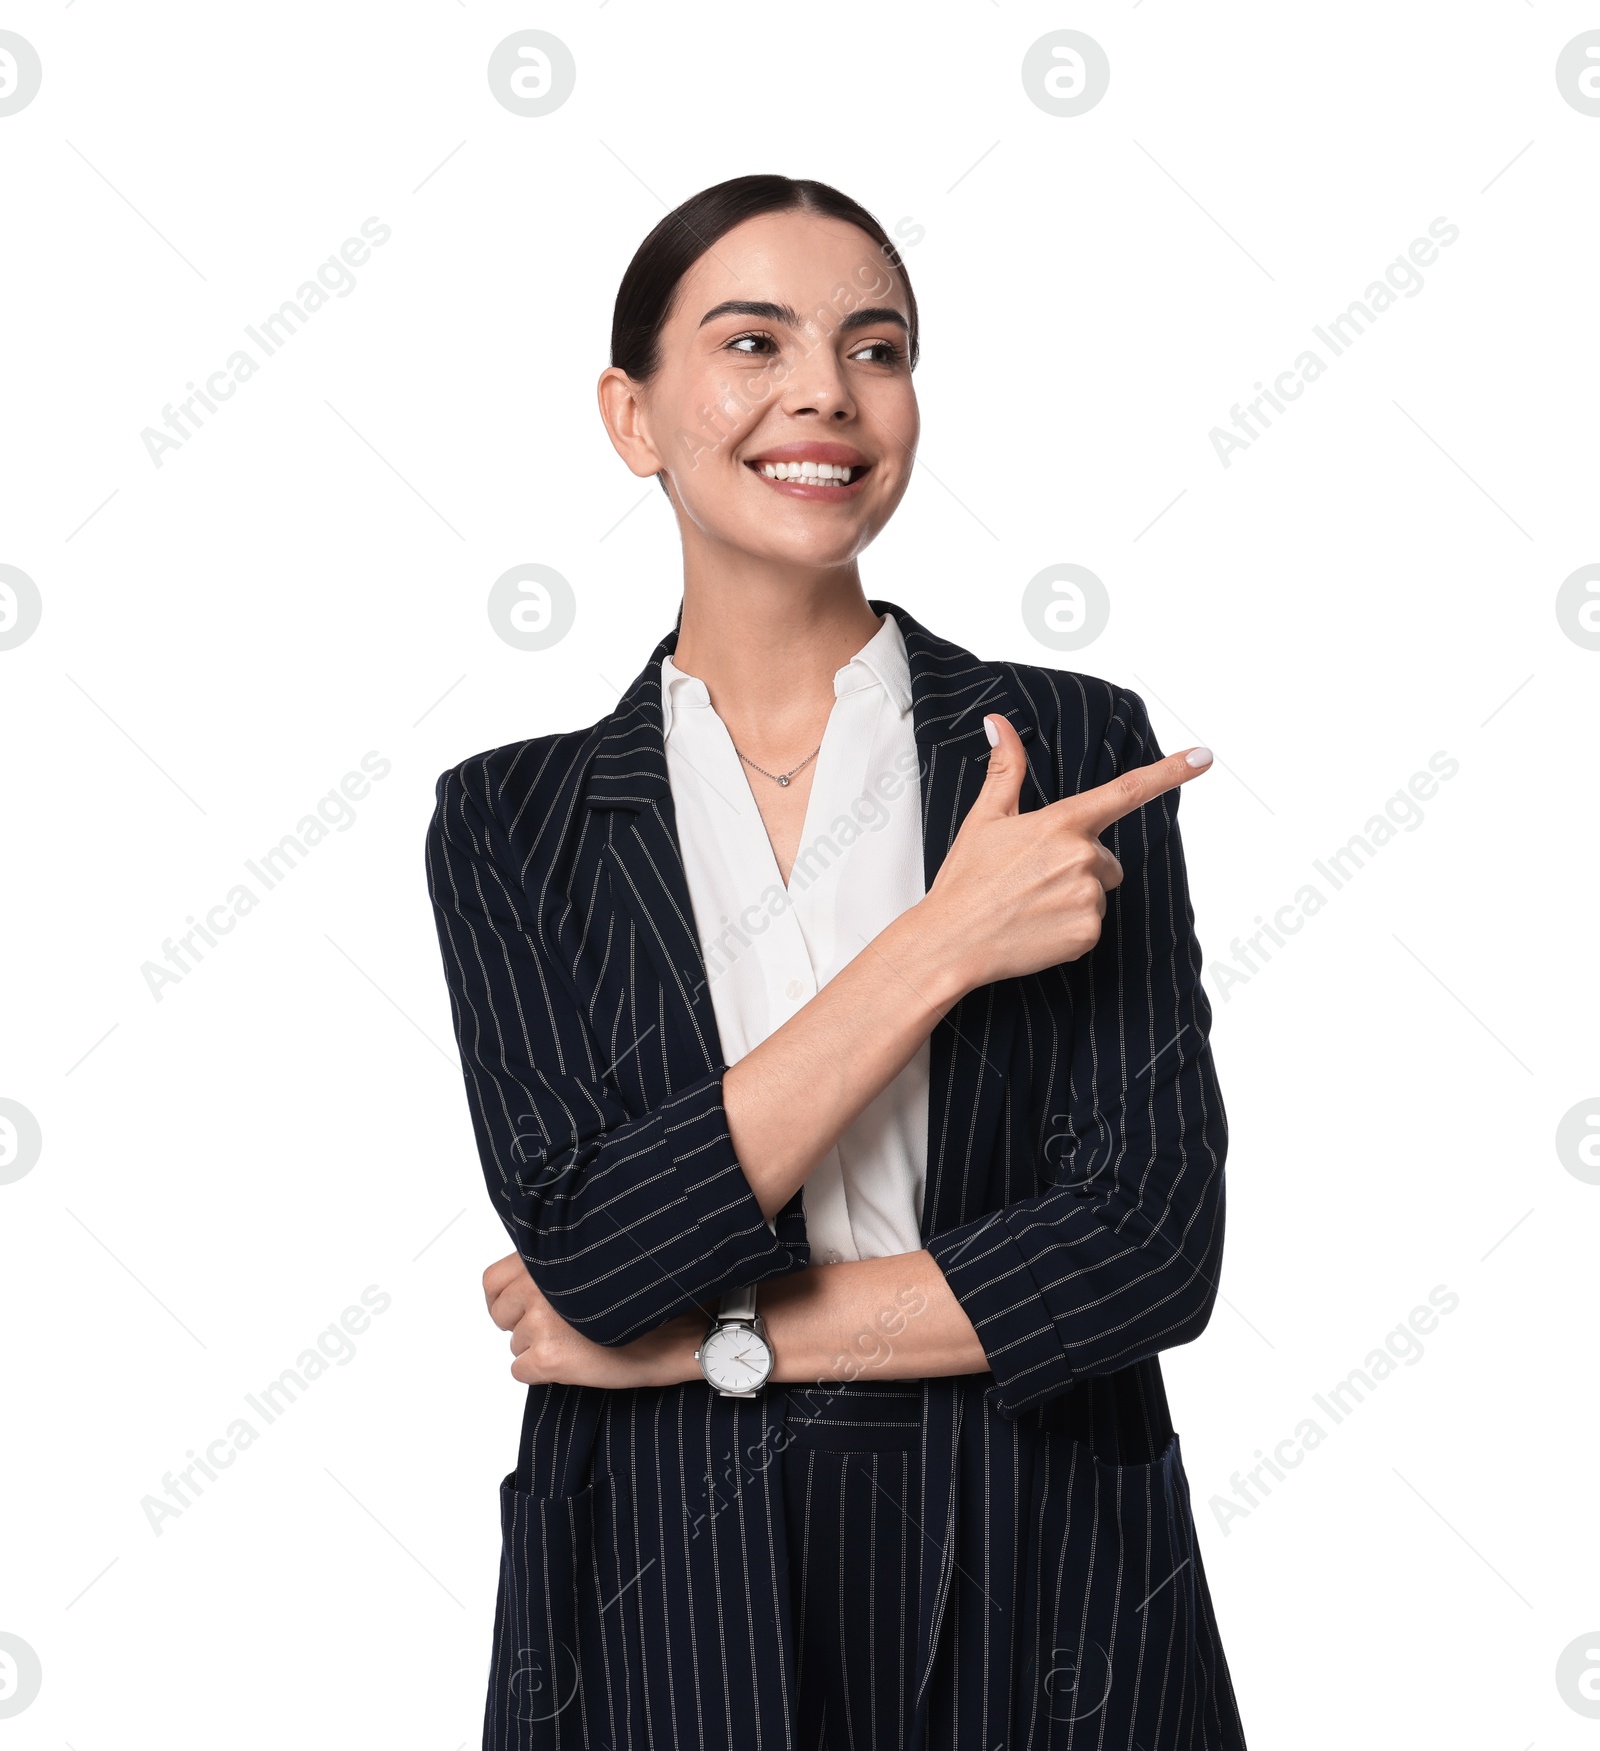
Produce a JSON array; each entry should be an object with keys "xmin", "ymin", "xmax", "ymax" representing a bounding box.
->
[{"xmin": 701, "ymin": 1322, "xmax": 771, "ymax": 1393}]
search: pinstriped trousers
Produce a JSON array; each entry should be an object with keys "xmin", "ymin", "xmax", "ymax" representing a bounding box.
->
[
  {"xmin": 781, "ymin": 1378, "xmax": 926, "ymax": 1750},
  {"xmin": 500, "ymin": 1374, "xmax": 1246, "ymax": 1749}
]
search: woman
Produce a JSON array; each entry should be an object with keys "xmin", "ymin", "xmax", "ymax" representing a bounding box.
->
[{"xmin": 427, "ymin": 174, "xmax": 1247, "ymax": 1751}]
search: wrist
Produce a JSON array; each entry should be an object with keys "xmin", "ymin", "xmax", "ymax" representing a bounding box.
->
[
  {"xmin": 751, "ymin": 1269, "xmax": 819, "ymax": 1383},
  {"xmin": 637, "ymin": 1310, "xmax": 708, "ymax": 1387},
  {"xmin": 893, "ymin": 896, "xmax": 976, "ymax": 1011}
]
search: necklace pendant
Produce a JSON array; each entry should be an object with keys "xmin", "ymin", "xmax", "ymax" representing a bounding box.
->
[{"xmin": 777, "ymin": 774, "xmax": 790, "ymax": 787}]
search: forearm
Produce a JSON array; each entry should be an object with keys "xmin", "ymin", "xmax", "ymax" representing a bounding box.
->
[
  {"xmin": 636, "ymin": 1250, "xmax": 989, "ymax": 1388},
  {"xmin": 722, "ymin": 897, "xmax": 968, "ymax": 1223},
  {"xmin": 762, "ymin": 1251, "xmax": 988, "ymax": 1381}
]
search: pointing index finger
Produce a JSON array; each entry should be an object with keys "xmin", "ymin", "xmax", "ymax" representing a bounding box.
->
[{"xmin": 1060, "ymin": 746, "xmax": 1214, "ymax": 836}]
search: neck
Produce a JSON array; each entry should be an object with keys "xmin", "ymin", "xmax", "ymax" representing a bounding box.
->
[{"xmin": 671, "ymin": 548, "xmax": 884, "ymax": 762}]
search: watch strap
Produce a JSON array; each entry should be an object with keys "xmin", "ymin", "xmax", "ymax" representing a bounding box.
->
[{"xmin": 717, "ymin": 1281, "xmax": 758, "ymax": 1321}]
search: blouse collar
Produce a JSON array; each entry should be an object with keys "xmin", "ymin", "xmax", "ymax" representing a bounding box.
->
[{"xmin": 660, "ymin": 610, "xmax": 913, "ymax": 743}]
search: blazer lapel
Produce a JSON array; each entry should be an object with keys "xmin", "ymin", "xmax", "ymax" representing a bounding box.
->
[
  {"xmin": 580, "ymin": 632, "xmax": 729, "ymax": 1073},
  {"xmin": 873, "ymin": 599, "xmax": 1035, "ymax": 1248}
]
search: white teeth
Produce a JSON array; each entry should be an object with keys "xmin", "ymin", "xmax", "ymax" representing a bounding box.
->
[{"xmin": 759, "ymin": 461, "xmax": 855, "ymax": 483}]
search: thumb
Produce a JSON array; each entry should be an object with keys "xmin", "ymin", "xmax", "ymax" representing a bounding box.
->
[{"xmin": 970, "ymin": 713, "xmax": 1026, "ymax": 820}]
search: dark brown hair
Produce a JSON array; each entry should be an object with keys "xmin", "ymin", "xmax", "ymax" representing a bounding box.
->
[{"xmin": 610, "ymin": 174, "xmax": 920, "ymax": 385}]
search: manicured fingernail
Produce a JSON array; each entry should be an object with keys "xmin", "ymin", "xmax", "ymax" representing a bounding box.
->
[
  {"xmin": 983, "ymin": 716, "xmax": 1000, "ymax": 747},
  {"xmin": 1186, "ymin": 746, "xmax": 1213, "ymax": 768}
]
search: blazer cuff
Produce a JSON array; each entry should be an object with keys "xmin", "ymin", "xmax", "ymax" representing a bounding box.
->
[
  {"xmin": 644, "ymin": 1069, "xmax": 804, "ymax": 1299},
  {"xmin": 926, "ymin": 1212, "xmax": 1076, "ymax": 1419}
]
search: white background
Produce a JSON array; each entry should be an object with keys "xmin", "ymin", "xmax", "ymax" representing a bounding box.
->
[{"xmin": 2, "ymin": 3, "xmax": 1597, "ymax": 1746}]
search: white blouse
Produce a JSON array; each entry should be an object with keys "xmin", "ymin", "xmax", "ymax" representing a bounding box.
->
[{"xmin": 660, "ymin": 611, "xmax": 930, "ymax": 1266}]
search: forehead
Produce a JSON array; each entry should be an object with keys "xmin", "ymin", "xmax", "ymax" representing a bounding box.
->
[{"xmin": 668, "ymin": 209, "xmax": 908, "ymax": 329}]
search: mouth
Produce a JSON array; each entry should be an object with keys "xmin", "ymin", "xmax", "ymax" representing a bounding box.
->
[{"xmin": 744, "ymin": 444, "xmax": 872, "ymax": 500}]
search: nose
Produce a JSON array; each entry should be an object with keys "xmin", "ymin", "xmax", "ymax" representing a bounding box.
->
[{"xmin": 779, "ymin": 328, "xmax": 856, "ymax": 421}]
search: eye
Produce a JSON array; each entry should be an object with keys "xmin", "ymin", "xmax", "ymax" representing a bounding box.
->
[
  {"xmin": 726, "ymin": 331, "xmax": 778, "ymax": 356},
  {"xmin": 848, "ymin": 337, "xmax": 905, "ymax": 365}
]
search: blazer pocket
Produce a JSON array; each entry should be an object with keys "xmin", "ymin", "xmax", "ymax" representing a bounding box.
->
[
  {"xmin": 1015, "ymin": 1429, "xmax": 1202, "ymax": 1749},
  {"xmin": 485, "ymin": 1469, "xmax": 641, "ymax": 1751}
]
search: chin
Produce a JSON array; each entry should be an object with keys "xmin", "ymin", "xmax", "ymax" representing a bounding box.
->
[
  {"xmin": 685, "ymin": 501, "xmax": 871, "ymax": 569},
  {"xmin": 755, "ymin": 530, "xmax": 874, "ymax": 570}
]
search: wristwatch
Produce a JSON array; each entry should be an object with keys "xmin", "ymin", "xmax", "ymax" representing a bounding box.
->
[{"xmin": 694, "ymin": 1282, "xmax": 774, "ymax": 1397}]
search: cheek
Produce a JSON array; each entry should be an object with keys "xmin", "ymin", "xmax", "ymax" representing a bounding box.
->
[
  {"xmin": 887, "ymin": 387, "xmax": 920, "ymax": 449},
  {"xmin": 709, "ymin": 348, "xmax": 781, "ymax": 412},
  {"xmin": 863, "ymin": 382, "xmax": 919, "ymax": 463},
  {"xmin": 713, "ymin": 374, "xmax": 777, "ymax": 446},
  {"xmin": 665, "ymin": 368, "xmax": 779, "ymax": 482}
]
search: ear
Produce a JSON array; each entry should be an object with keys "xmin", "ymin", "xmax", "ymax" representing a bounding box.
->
[{"xmin": 597, "ymin": 366, "xmax": 666, "ymax": 481}]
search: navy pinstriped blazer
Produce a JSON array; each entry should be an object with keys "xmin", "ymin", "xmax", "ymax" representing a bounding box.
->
[{"xmin": 426, "ymin": 600, "xmax": 1248, "ymax": 1750}]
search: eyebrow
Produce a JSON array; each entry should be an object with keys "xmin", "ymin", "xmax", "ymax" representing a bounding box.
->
[
  {"xmin": 840, "ymin": 305, "xmax": 909, "ymax": 337},
  {"xmin": 697, "ymin": 299, "xmax": 909, "ymax": 337}
]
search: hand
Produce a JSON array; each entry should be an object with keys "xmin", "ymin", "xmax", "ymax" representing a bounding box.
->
[
  {"xmin": 482, "ymin": 1251, "xmax": 704, "ymax": 1389},
  {"xmin": 919, "ymin": 713, "xmax": 1212, "ymax": 992}
]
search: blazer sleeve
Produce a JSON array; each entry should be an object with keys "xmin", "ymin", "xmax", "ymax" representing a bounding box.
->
[
  {"xmin": 425, "ymin": 759, "xmax": 802, "ymax": 1347},
  {"xmin": 924, "ymin": 686, "xmax": 1228, "ymax": 1420}
]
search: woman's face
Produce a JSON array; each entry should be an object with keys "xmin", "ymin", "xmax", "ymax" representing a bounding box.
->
[{"xmin": 601, "ymin": 209, "xmax": 920, "ymax": 571}]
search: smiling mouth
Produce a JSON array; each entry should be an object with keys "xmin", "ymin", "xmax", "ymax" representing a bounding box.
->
[{"xmin": 745, "ymin": 459, "xmax": 871, "ymax": 495}]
